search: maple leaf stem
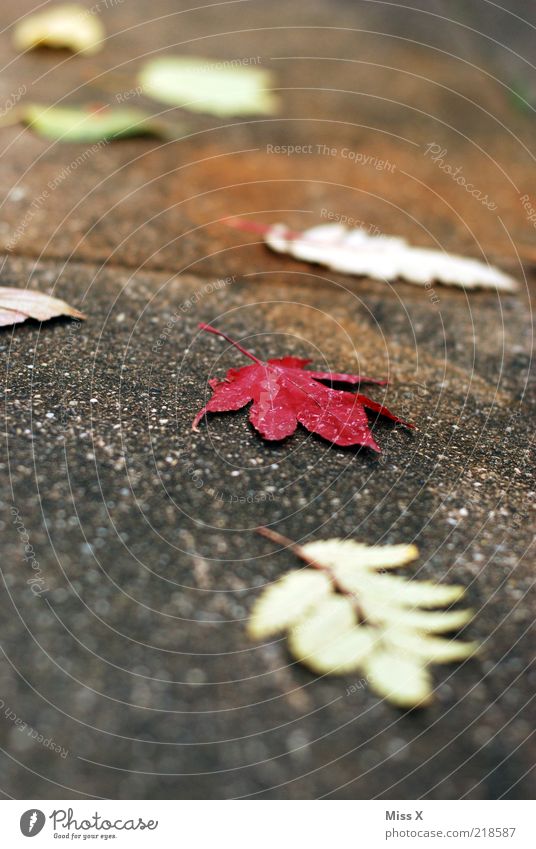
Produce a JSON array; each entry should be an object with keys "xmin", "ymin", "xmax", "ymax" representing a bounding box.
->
[{"xmin": 198, "ymin": 322, "xmax": 263, "ymax": 365}]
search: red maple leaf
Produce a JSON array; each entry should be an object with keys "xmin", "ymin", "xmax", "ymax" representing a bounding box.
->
[{"xmin": 192, "ymin": 324, "xmax": 414, "ymax": 452}]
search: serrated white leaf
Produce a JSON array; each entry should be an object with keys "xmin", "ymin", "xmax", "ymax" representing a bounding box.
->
[
  {"xmin": 301, "ymin": 539, "xmax": 418, "ymax": 572},
  {"xmin": 139, "ymin": 56, "xmax": 278, "ymax": 116},
  {"xmin": 264, "ymin": 223, "xmax": 517, "ymax": 292},
  {"xmin": 289, "ymin": 596, "xmax": 376, "ymax": 674},
  {"xmin": 384, "ymin": 628, "xmax": 478, "ymax": 662},
  {"xmin": 247, "ymin": 569, "xmax": 331, "ymax": 639},
  {"xmin": 13, "ymin": 4, "xmax": 104, "ymax": 55},
  {"xmin": 364, "ymin": 649, "xmax": 433, "ymax": 707}
]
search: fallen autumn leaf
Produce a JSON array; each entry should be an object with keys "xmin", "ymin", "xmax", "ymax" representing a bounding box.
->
[
  {"xmin": 15, "ymin": 104, "xmax": 183, "ymax": 143},
  {"xmin": 249, "ymin": 527, "xmax": 477, "ymax": 708},
  {"xmin": 0, "ymin": 287, "xmax": 85, "ymax": 328},
  {"xmin": 139, "ymin": 55, "xmax": 278, "ymax": 116},
  {"xmin": 192, "ymin": 322, "xmax": 412, "ymax": 451},
  {"xmin": 13, "ymin": 4, "xmax": 104, "ymax": 55},
  {"xmin": 225, "ymin": 218, "xmax": 518, "ymax": 292}
]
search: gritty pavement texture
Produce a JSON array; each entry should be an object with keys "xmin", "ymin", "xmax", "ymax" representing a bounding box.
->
[{"xmin": 0, "ymin": 0, "xmax": 535, "ymax": 800}]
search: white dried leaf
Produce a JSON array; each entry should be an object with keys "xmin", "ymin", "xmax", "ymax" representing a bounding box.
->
[
  {"xmin": 139, "ymin": 56, "xmax": 278, "ymax": 116},
  {"xmin": 13, "ymin": 4, "xmax": 104, "ymax": 55},
  {"xmin": 264, "ymin": 223, "xmax": 517, "ymax": 292},
  {"xmin": 247, "ymin": 569, "xmax": 331, "ymax": 639},
  {"xmin": 0, "ymin": 287, "xmax": 85, "ymax": 327},
  {"xmin": 364, "ymin": 650, "xmax": 433, "ymax": 707}
]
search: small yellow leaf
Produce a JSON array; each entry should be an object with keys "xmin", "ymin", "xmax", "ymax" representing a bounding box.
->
[
  {"xmin": 364, "ymin": 650, "xmax": 433, "ymax": 707},
  {"xmin": 139, "ymin": 56, "xmax": 278, "ymax": 116},
  {"xmin": 13, "ymin": 4, "xmax": 104, "ymax": 55},
  {"xmin": 247, "ymin": 570, "xmax": 331, "ymax": 639},
  {"xmin": 385, "ymin": 629, "xmax": 478, "ymax": 663},
  {"xmin": 372, "ymin": 575, "xmax": 465, "ymax": 608},
  {"xmin": 362, "ymin": 598, "xmax": 473, "ymax": 634},
  {"xmin": 335, "ymin": 569, "xmax": 465, "ymax": 608},
  {"xmin": 302, "ymin": 539, "xmax": 419, "ymax": 572},
  {"xmin": 289, "ymin": 597, "xmax": 376, "ymax": 674}
]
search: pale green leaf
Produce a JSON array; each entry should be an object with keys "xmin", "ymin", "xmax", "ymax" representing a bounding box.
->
[
  {"xmin": 302, "ymin": 539, "xmax": 419, "ymax": 572},
  {"xmin": 247, "ymin": 570, "xmax": 331, "ymax": 639},
  {"xmin": 13, "ymin": 4, "xmax": 104, "ymax": 55},
  {"xmin": 139, "ymin": 56, "xmax": 278, "ymax": 116},
  {"xmin": 20, "ymin": 104, "xmax": 180, "ymax": 143},
  {"xmin": 289, "ymin": 597, "xmax": 376, "ymax": 674},
  {"xmin": 364, "ymin": 650, "xmax": 433, "ymax": 707}
]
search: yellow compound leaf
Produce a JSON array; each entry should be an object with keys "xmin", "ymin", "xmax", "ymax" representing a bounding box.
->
[
  {"xmin": 248, "ymin": 531, "xmax": 477, "ymax": 708},
  {"xmin": 247, "ymin": 570, "xmax": 331, "ymax": 640},
  {"xmin": 13, "ymin": 4, "xmax": 104, "ymax": 55},
  {"xmin": 139, "ymin": 56, "xmax": 278, "ymax": 116}
]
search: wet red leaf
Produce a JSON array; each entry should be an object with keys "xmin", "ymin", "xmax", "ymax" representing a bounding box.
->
[{"xmin": 192, "ymin": 324, "xmax": 414, "ymax": 452}]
